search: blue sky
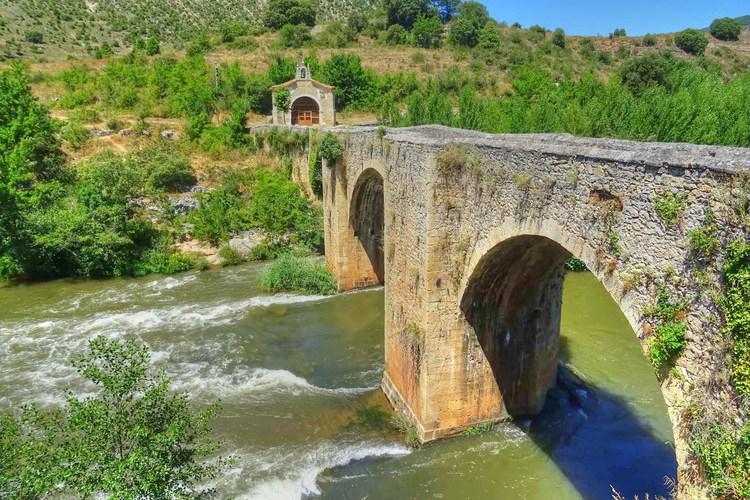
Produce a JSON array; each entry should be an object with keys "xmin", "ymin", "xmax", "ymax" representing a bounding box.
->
[{"xmin": 483, "ymin": 0, "xmax": 749, "ymax": 36}]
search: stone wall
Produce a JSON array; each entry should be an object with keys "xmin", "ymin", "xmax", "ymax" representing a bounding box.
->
[{"xmin": 323, "ymin": 124, "xmax": 750, "ymax": 498}]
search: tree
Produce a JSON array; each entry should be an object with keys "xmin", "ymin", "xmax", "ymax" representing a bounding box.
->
[
  {"xmin": 477, "ymin": 23, "xmax": 501, "ymax": 51},
  {"xmin": 267, "ymin": 55, "xmax": 296, "ymax": 84},
  {"xmin": 449, "ymin": 16, "xmax": 480, "ymax": 47},
  {"xmin": 383, "ymin": 0, "xmax": 431, "ymax": 30},
  {"xmin": 0, "ymin": 336, "xmax": 228, "ymax": 498},
  {"xmin": 434, "ymin": 0, "xmax": 461, "ymax": 22},
  {"xmin": 274, "ymin": 88, "xmax": 291, "ymax": 124},
  {"xmin": 24, "ymin": 31, "xmax": 43, "ymax": 44},
  {"xmin": 456, "ymin": 1, "xmax": 490, "ymax": 26},
  {"xmin": 618, "ymin": 52, "xmax": 671, "ymax": 95},
  {"xmin": 0, "ymin": 64, "xmax": 68, "ymax": 278},
  {"xmin": 710, "ymin": 17, "xmax": 742, "ymax": 41},
  {"xmin": 412, "ymin": 15, "xmax": 443, "ymax": 48},
  {"xmin": 552, "ymin": 28, "xmax": 566, "ymax": 48},
  {"xmin": 321, "ymin": 54, "xmax": 376, "ymax": 109},
  {"xmin": 263, "ymin": 0, "xmax": 316, "ymax": 30},
  {"xmin": 278, "ymin": 23, "xmax": 312, "ymax": 48},
  {"xmin": 611, "ymin": 28, "xmax": 627, "ymax": 38},
  {"xmin": 675, "ymin": 28, "xmax": 709, "ymax": 56}
]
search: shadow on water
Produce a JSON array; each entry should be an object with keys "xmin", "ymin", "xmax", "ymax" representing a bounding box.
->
[{"xmin": 520, "ymin": 358, "xmax": 677, "ymax": 500}]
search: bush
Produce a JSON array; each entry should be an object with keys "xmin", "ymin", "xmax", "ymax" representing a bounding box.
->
[
  {"xmin": 412, "ymin": 15, "xmax": 443, "ymax": 48},
  {"xmin": 0, "ymin": 336, "xmax": 228, "ymax": 498},
  {"xmin": 645, "ymin": 288, "xmax": 687, "ymax": 368},
  {"xmin": 675, "ymin": 28, "xmax": 709, "ymax": 56},
  {"xmin": 134, "ymin": 248, "xmax": 196, "ymax": 275},
  {"xmin": 60, "ymin": 120, "xmax": 90, "ymax": 150},
  {"xmin": 449, "ymin": 16, "xmax": 480, "ymax": 47},
  {"xmin": 321, "ymin": 54, "xmax": 376, "ymax": 109},
  {"xmin": 618, "ymin": 52, "xmax": 671, "ymax": 95},
  {"xmin": 710, "ymin": 17, "xmax": 742, "ymax": 41},
  {"xmin": 133, "ymin": 143, "xmax": 196, "ymax": 192},
  {"xmin": 611, "ymin": 28, "xmax": 627, "ymax": 37},
  {"xmin": 643, "ymin": 34, "xmax": 657, "ymax": 46},
  {"xmin": 24, "ymin": 31, "xmax": 43, "ymax": 44},
  {"xmin": 565, "ymin": 257, "xmax": 588, "ymax": 272},
  {"xmin": 655, "ymin": 192, "xmax": 687, "ymax": 228},
  {"xmin": 218, "ymin": 244, "xmax": 244, "ymax": 266},
  {"xmin": 319, "ymin": 132, "xmax": 343, "ymax": 162},
  {"xmin": 261, "ymin": 254, "xmax": 337, "ymax": 295},
  {"xmin": 552, "ymin": 28, "xmax": 566, "ymax": 48},
  {"xmin": 688, "ymin": 209, "xmax": 719, "ymax": 261},
  {"xmin": 477, "ymin": 23, "xmax": 502, "ymax": 51},
  {"xmin": 384, "ymin": 0, "xmax": 431, "ymax": 29},
  {"xmin": 279, "ymin": 23, "xmax": 312, "ymax": 48},
  {"xmin": 264, "ymin": 0, "xmax": 316, "ymax": 30},
  {"xmin": 384, "ymin": 24, "xmax": 410, "ymax": 45}
]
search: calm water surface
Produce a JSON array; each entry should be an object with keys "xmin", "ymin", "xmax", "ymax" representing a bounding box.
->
[{"xmin": 0, "ymin": 264, "xmax": 676, "ymax": 499}]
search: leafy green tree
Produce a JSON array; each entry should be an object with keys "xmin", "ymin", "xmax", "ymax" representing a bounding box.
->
[
  {"xmin": 477, "ymin": 23, "xmax": 501, "ymax": 51},
  {"xmin": 552, "ymin": 28, "xmax": 566, "ymax": 48},
  {"xmin": 24, "ymin": 31, "xmax": 43, "ymax": 44},
  {"xmin": 0, "ymin": 336, "xmax": 229, "ymax": 498},
  {"xmin": 263, "ymin": 0, "xmax": 316, "ymax": 30},
  {"xmin": 449, "ymin": 16, "xmax": 480, "ymax": 47},
  {"xmin": 267, "ymin": 55, "xmax": 296, "ymax": 84},
  {"xmin": 456, "ymin": 1, "xmax": 490, "ymax": 26},
  {"xmin": 675, "ymin": 28, "xmax": 709, "ymax": 56},
  {"xmin": 618, "ymin": 52, "xmax": 671, "ymax": 95},
  {"xmin": 384, "ymin": 0, "xmax": 432, "ymax": 29},
  {"xmin": 412, "ymin": 15, "xmax": 443, "ymax": 48},
  {"xmin": 611, "ymin": 28, "xmax": 627, "ymax": 37},
  {"xmin": 347, "ymin": 11, "xmax": 369, "ymax": 34},
  {"xmin": 710, "ymin": 17, "xmax": 742, "ymax": 41},
  {"xmin": 274, "ymin": 88, "xmax": 291, "ymax": 123},
  {"xmin": 0, "ymin": 64, "xmax": 68, "ymax": 278},
  {"xmin": 321, "ymin": 54, "xmax": 376, "ymax": 109}
]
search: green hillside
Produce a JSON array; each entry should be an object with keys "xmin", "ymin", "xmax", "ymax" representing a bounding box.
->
[
  {"xmin": 0, "ymin": 0, "xmax": 376, "ymax": 60},
  {"xmin": 736, "ymin": 15, "xmax": 750, "ymax": 27}
]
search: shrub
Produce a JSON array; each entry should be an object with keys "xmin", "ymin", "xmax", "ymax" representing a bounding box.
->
[
  {"xmin": 384, "ymin": 24, "xmax": 410, "ymax": 45},
  {"xmin": 261, "ymin": 254, "xmax": 337, "ymax": 295},
  {"xmin": 412, "ymin": 15, "xmax": 443, "ymax": 48},
  {"xmin": 0, "ymin": 336, "xmax": 228, "ymax": 498},
  {"xmin": 675, "ymin": 29, "xmax": 709, "ymax": 56},
  {"xmin": 319, "ymin": 132, "xmax": 343, "ymax": 162},
  {"xmin": 611, "ymin": 28, "xmax": 626, "ymax": 38},
  {"xmin": 552, "ymin": 28, "xmax": 566, "ymax": 48},
  {"xmin": 134, "ymin": 248, "xmax": 195, "ymax": 275},
  {"xmin": 132, "ymin": 143, "xmax": 196, "ymax": 192},
  {"xmin": 448, "ymin": 16, "xmax": 480, "ymax": 47},
  {"xmin": 722, "ymin": 241, "xmax": 750, "ymax": 399},
  {"xmin": 565, "ymin": 257, "xmax": 588, "ymax": 272},
  {"xmin": 60, "ymin": 120, "xmax": 90, "ymax": 150},
  {"xmin": 218, "ymin": 244, "xmax": 244, "ymax": 266},
  {"xmin": 710, "ymin": 17, "xmax": 742, "ymax": 41},
  {"xmin": 688, "ymin": 209, "xmax": 719, "ymax": 261},
  {"xmin": 618, "ymin": 52, "xmax": 671, "ymax": 95},
  {"xmin": 478, "ymin": 23, "xmax": 502, "ymax": 51},
  {"xmin": 655, "ymin": 192, "xmax": 687, "ymax": 228},
  {"xmin": 24, "ymin": 31, "xmax": 43, "ymax": 44},
  {"xmin": 645, "ymin": 287, "xmax": 688, "ymax": 369},
  {"xmin": 145, "ymin": 36, "xmax": 160, "ymax": 55},
  {"xmin": 643, "ymin": 34, "xmax": 657, "ymax": 46},
  {"xmin": 384, "ymin": 0, "xmax": 431, "ymax": 29},
  {"xmin": 279, "ymin": 23, "xmax": 312, "ymax": 48},
  {"xmin": 321, "ymin": 55, "xmax": 376, "ymax": 109},
  {"xmin": 264, "ymin": 0, "xmax": 315, "ymax": 30}
]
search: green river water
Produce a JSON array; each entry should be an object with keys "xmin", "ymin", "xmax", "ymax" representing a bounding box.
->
[{"xmin": 0, "ymin": 264, "xmax": 676, "ymax": 499}]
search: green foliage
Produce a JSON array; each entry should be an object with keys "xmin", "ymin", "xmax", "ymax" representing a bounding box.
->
[
  {"xmin": 690, "ymin": 421, "xmax": 750, "ymax": 498},
  {"xmin": 675, "ymin": 28, "xmax": 709, "ymax": 56},
  {"xmin": 383, "ymin": 0, "xmax": 431, "ymax": 29},
  {"xmin": 412, "ymin": 15, "xmax": 443, "ymax": 48},
  {"xmin": 464, "ymin": 421, "xmax": 494, "ymax": 435},
  {"xmin": 645, "ymin": 287, "xmax": 688, "ymax": 369},
  {"xmin": 264, "ymin": 0, "xmax": 316, "ymax": 30},
  {"xmin": 0, "ymin": 336, "xmax": 228, "ymax": 498},
  {"xmin": 643, "ymin": 34, "xmax": 657, "ymax": 47},
  {"xmin": 24, "ymin": 31, "xmax": 43, "ymax": 44},
  {"xmin": 611, "ymin": 28, "xmax": 627, "ymax": 38},
  {"xmin": 384, "ymin": 24, "xmax": 410, "ymax": 46},
  {"xmin": 552, "ymin": 28, "xmax": 566, "ymax": 48},
  {"xmin": 449, "ymin": 16, "xmax": 480, "ymax": 47},
  {"xmin": 618, "ymin": 52, "xmax": 671, "ymax": 95},
  {"xmin": 144, "ymin": 36, "xmax": 160, "ymax": 56},
  {"xmin": 608, "ymin": 230, "xmax": 622, "ymax": 257},
  {"xmin": 477, "ymin": 23, "xmax": 502, "ymax": 51},
  {"xmin": 268, "ymin": 56, "xmax": 296, "ymax": 84},
  {"xmin": 134, "ymin": 247, "xmax": 196, "ymax": 276},
  {"xmin": 688, "ymin": 208, "xmax": 719, "ymax": 261},
  {"xmin": 308, "ymin": 139, "xmax": 323, "ymax": 197},
  {"xmin": 319, "ymin": 133, "xmax": 343, "ymax": 162},
  {"xmin": 710, "ymin": 17, "xmax": 743, "ymax": 42},
  {"xmin": 60, "ymin": 120, "xmax": 90, "ymax": 150},
  {"xmin": 655, "ymin": 192, "xmax": 688, "ymax": 228},
  {"xmin": 565, "ymin": 257, "xmax": 588, "ymax": 272},
  {"xmin": 261, "ymin": 254, "xmax": 337, "ymax": 295},
  {"xmin": 279, "ymin": 23, "xmax": 312, "ymax": 48},
  {"xmin": 321, "ymin": 54, "xmax": 376, "ymax": 109},
  {"xmin": 722, "ymin": 241, "xmax": 750, "ymax": 399},
  {"xmin": 219, "ymin": 244, "xmax": 244, "ymax": 266},
  {"xmin": 132, "ymin": 143, "xmax": 196, "ymax": 192}
]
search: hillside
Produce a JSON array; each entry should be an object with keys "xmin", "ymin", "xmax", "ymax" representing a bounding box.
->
[
  {"xmin": 0, "ymin": 0, "xmax": 376, "ymax": 60},
  {"xmin": 736, "ymin": 15, "xmax": 750, "ymax": 27}
]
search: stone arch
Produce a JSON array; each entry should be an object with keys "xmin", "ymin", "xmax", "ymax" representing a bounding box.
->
[
  {"xmin": 291, "ymin": 96, "xmax": 320, "ymax": 126},
  {"xmin": 349, "ymin": 168, "xmax": 385, "ymax": 285},
  {"xmin": 457, "ymin": 220, "xmax": 676, "ymax": 430}
]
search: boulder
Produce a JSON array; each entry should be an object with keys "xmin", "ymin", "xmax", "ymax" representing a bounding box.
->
[{"xmin": 228, "ymin": 230, "xmax": 266, "ymax": 257}]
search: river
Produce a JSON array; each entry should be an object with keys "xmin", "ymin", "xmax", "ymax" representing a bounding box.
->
[{"xmin": 0, "ymin": 263, "xmax": 676, "ymax": 499}]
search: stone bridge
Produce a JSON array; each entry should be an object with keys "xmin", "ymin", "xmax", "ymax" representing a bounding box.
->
[{"xmin": 314, "ymin": 125, "xmax": 750, "ymax": 496}]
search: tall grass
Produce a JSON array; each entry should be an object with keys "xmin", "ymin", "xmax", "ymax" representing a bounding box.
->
[{"xmin": 261, "ymin": 254, "xmax": 337, "ymax": 295}]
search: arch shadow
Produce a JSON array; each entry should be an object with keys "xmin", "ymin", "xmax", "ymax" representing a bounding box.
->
[{"xmin": 350, "ymin": 169, "xmax": 385, "ymax": 285}]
